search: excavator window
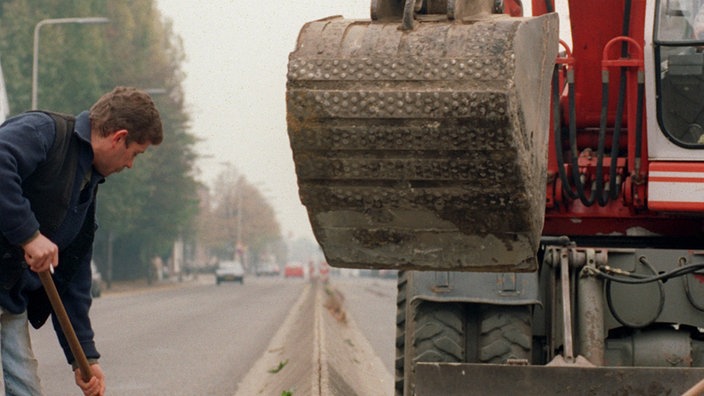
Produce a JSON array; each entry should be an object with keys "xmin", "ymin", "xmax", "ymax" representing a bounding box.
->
[{"xmin": 655, "ymin": 0, "xmax": 704, "ymax": 146}]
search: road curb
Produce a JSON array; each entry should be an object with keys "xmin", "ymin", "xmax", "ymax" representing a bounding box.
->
[
  {"xmin": 318, "ymin": 282, "xmax": 393, "ymax": 395},
  {"xmin": 234, "ymin": 280, "xmax": 393, "ymax": 395}
]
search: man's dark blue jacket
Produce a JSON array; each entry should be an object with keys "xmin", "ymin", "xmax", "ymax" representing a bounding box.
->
[{"xmin": 0, "ymin": 111, "xmax": 103, "ymax": 365}]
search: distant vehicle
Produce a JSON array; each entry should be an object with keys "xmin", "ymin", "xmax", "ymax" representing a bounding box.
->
[
  {"xmin": 91, "ymin": 261, "xmax": 103, "ymax": 298},
  {"xmin": 284, "ymin": 262, "xmax": 304, "ymax": 278},
  {"xmin": 215, "ymin": 261, "xmax": 245, "ymax": 285},
  {"xmin": 255, "ymin": 262, "xmax": 280, "ymax": 277},
  {"xmin": 319, "ymin": 261, "xmax": 330, "ymax": 281}
]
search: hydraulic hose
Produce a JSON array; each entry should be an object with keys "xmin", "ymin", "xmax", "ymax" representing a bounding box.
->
[
  {"xmin": 596, "ymin": 261, "xmax": 704, "ymax": 284},
  {"xmin": 634, "ymin": 74, "xmax": 645, "ymax": 180},
  {"xmin": 551, "ymin": 0, "xmax": 638, "ymax": 206},
  {"xmin": 598, "ymin": 256, "xmax": 704, "ymax": 327},
  {"xmin": 683, "ymin": 261, "xmax": 704, "ymax": 312},
  {"xmin": 553, "ymin": 61, "xmax": 599, "ymax": 206},
  {"xmin": 608, "ymin": 71, "xmax": 626, "ymax": 200},
  {"xmin": 607, "ymin": 0, "xmax": 633, "ymax": 200},
  {"xmin": 553, "ymin": 65, "xmax": 608, "ymax": 207},
  {"xmin": 544, "ymin": 0, "xmax": 554, "ymax": 13},
  {"xmin": 595, "ymin": 79, "xmax": 611, "ymax": 206},
  {"xmin": 552, "ymin": 66, "xmax": 578, "ymax": 200},
  {"xmin": 604, "ymin": 257, "xmax": 665, "ymax": 329},
  {"xmin": 568, "ymin": 72, "xmax": 597, "ymax": 206},
  {"xmin": 550, "ymin": 39, "xmax": 613, "ymax": 206}
]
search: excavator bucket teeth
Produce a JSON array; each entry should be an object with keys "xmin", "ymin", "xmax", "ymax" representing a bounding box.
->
[{"xmin": 287, "ymin": 14, "xmax": 559, "ymax": 271}]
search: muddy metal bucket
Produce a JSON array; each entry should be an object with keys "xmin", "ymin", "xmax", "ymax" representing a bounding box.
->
[{"xmin": 287, "ymin": 13, "xmax": 558, "ymax": 272}]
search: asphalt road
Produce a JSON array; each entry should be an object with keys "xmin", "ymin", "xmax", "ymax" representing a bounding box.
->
[
  {"xmin": 29, "ymin": 275, "xmax": 399, "ymax": 396},
  {"xmin": 31, "ymin": 276, "xmax": 306, "ymax": 396},
  {"xmin": 332, "ymin": 276, "xmax": 398, "ymax": 375}
]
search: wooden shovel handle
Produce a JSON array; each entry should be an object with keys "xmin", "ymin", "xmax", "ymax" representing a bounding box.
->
[{"xmin": 38, "ymin": 270, "xmax": 93, "ymax": 382}]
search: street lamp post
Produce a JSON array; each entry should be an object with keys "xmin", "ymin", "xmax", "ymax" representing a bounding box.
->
[
  {"xmin": 236, "ymin": 176, "xmax": 243, "ymax": 251},
  {"xmin": 32, "ymin": 17, "xmax": 110, "ymax": 109}
]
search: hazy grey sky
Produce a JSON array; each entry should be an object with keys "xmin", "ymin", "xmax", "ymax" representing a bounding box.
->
[
  {"xmin": 155, "ymin": 1, "xmax": 570, "ymax": 242},
  {"xmin": 156, "ymin": 1, "xmax": 371, "ymax": 241}
]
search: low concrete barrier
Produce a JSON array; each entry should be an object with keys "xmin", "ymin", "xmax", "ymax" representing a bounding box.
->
[{"xmin": 234, "ymin": 280, "xmax": 393, "ymax": 395}]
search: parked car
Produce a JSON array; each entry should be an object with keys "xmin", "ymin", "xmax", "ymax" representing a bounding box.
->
[
  {"xmin": 284, "ymin": 262, "xmax": 305, "ymax": 278},
  {"xmin": 215, "ymin": 260, "xmax": 245, "ymax": 285},
  {"xmin": 91, "ymin": 261, "xmax": 103, "ymax": 298}
]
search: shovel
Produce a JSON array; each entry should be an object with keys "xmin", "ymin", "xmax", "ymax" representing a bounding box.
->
[{"xmin": 38, "ymin": 270, "xmax": 93, "ymax": 382}]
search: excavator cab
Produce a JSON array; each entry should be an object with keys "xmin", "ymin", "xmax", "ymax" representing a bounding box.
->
[
  {"xmin": 654, "ymin": 0, "xmax": 704, "ymax": 146},
  {"xmin": 645, "ymin": 0, "xmax": 704, "ymax": 211}
]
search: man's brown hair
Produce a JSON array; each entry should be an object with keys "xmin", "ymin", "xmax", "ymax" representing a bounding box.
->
[{"xmin": 90, "ymin": 86, "xmax": 163, "ymax": 145}]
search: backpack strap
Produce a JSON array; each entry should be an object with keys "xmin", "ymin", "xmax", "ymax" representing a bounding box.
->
[{"xmin": 22, "ymin": 111, "xmax": 78, "ymax": 233}]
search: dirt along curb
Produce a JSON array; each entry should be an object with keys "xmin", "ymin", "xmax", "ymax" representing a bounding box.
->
[{"xmin": 234, "ymin": 280, "xmax": 394, "ymax": 396}]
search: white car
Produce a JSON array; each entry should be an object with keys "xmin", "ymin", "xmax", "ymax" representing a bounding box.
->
[
  {"xmin": 215, "ymin": 261, "xmax": 245, "ymax": 285},
  {"xmin": 255, "ymin": 262, "xmax": 280, "ymax": 277},
  {"xmin": 91, "ymin": 261, "xmax": 103, "ymax": 297}
]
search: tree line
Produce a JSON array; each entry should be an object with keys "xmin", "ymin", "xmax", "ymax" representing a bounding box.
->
[{"xmin": 0, "ymin": 0, "xmax": 283, "ymax": 281}]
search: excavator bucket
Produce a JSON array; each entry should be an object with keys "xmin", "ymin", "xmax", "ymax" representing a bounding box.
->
[{"xmin": 287, "ymin": 12, "xmax": 559, "ymax": 272}]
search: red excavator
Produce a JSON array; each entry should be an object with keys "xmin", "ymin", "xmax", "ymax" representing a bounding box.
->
[{"xmin": 287, "ymin": 0, "xmax": 704, "ymax": 394}]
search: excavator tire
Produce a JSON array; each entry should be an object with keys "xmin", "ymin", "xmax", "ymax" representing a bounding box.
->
[
  {"xmin": 396, "ymin": 271, "xmax": 533, "ymax": 395},
  {"xmin": 287, "ymin": 14, "xmax": 558, "ymax": 271},
  {"xmin": 397, "ymin": 270, "xmax": 465, "ymax": 396},
  {"xmin": 394, "ymin": 271, "xmax": 408, "ymax": 396},
  {"xmin": 476, "ymin": 305, "xmax": 532, "ymax": 363}
]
